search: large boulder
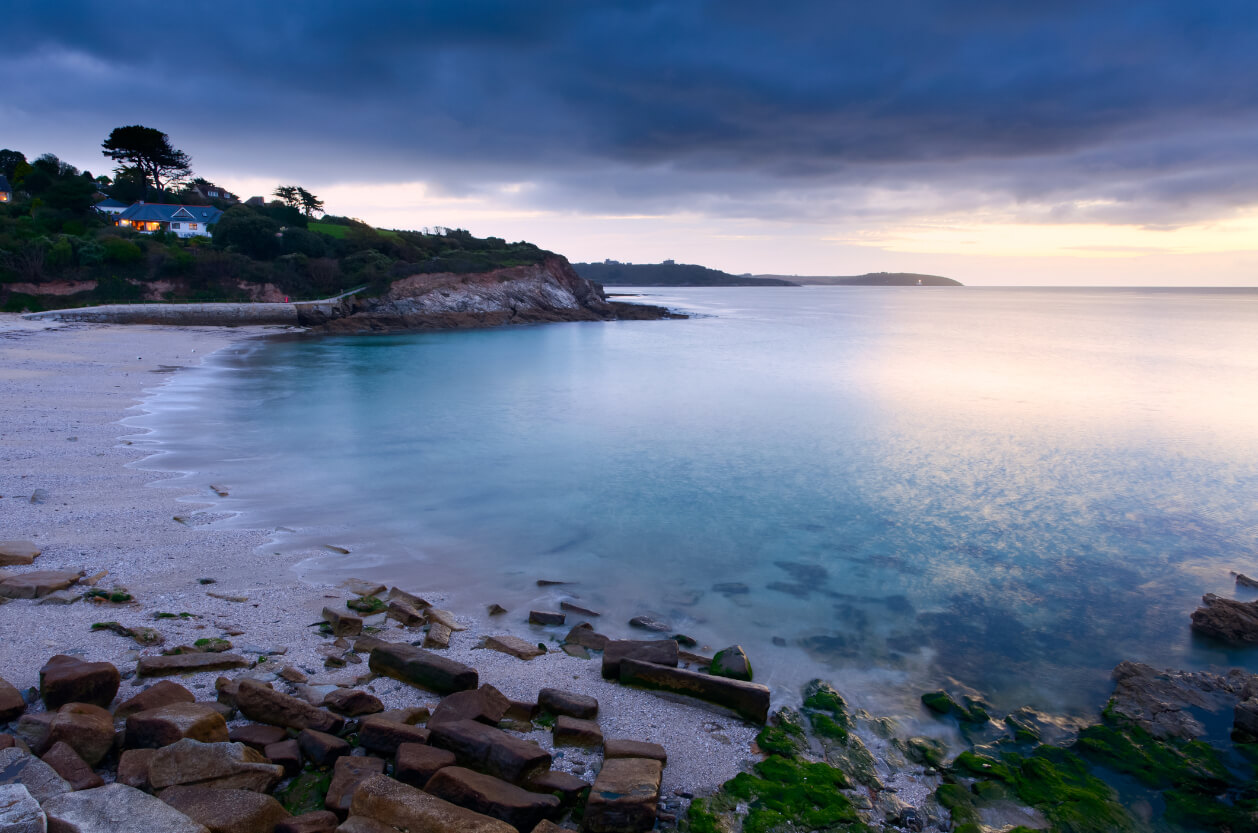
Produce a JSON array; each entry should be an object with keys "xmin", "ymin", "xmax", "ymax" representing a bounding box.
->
[
  {"xmin": 1236, "ymin": 698, "xmax": 1258, "ymax": 738},
  {"xmin": 601, "ymin": 641, "xmax": 678, "ymax": 680},
  {"xmin": 428, "ymin": 719, "xmax": 551, "ymax": 784},
  {"xmin": 159, "ymin": 785, "xmax": 290, "ymax": 833},
  {"xmin": 321, "ymin": 689, "xmax": 382, "ymax": 717},
  {"xmin": 1191, "ymin": 594, "xmax": 1258, "ymax": 644},
  {"xmin": 41, "ymin": 741, "xmax": 104, "ymax": 790},
  {"xmin": 368, "ymin": 643, "xmax": 477, "ymax": 694},
  {"xmin": 1108, "ymin": 661, "xmax": 1257, "ymax": 739},
  {"xmin": 348, "ymin": 773, "xmax": 516, "ymax": 833},
  {"xmin": 126, "ymin": 703, "xmax": 229, "ymax": 749},
  {"xmin": 553, "ymin": 716, "xmax": 602, "ymax": 748},
  {"xmin": 0, "ymin": 747, "xmax": 72, "ymax": 803},
  {"xmin": 117, "ymin": 748, "xmax": 156, "ymax": 790},
  {"xmin": 710, "ymin": 645, "xmax": 753, "ymax": 681},
  {"xmin": 39, "ymin": 656, "xmax": 119, "ymax": 710},
  {"xmin": 276, "ymin": 810, "xmax": 339, "ymax": 833},
  {"xmin": 0, "ymin": 570, "xmax": 83, "ymax": 599},
  {"xmin": 429, "ymin": 686, "xmax": 509, "ymax": 728},
  {"xmin": 603, "ymin": 739, "xmax": 667, "ymax": 764},
  {"xmin": 357, "ymin": 719, "xmax": 430, "ymax": 758},
  {"xmin": 619, "ymin": 658, "xmax": 770, "ymax": 724},
  {"xmin": 537, "ymin": 688, "xmax": 597, "ymax": 720},
  {"xmin": 42, "ymin": 783, "xmax": 209, "ymax": 833},
  {"xmin": 297, "ymin": 729, "xmax": 350, "ymax": 769},
  {"xmin": 395, "ymin": 743, "xmax": 456, "ymax": 789},
  {"xmin": 148, "ymin": 739, "xmax": 284, "ymax": 792},
  {"xmin": 45, "ymin": 703, "xmax": 115, "ymax": 766},
  {"xmin": 136, "ymin": 653, "xmax": 249, "ymax": 677},
  {"xmin": 236, "ymin": 679, "xmax": 344, "ymax": 734},
  {"xmin": 324, "ymin": 755, "xmax": 385, "ymax": 815},
  {"xmin": 113, "ymin": 680, "xmax": 196, "ymax": 720},
  {"xmin": 0, "ymin": 542, "xmax": 40, "ymax": 567},
  {"xmin": 582, "ymin": 757, "xmax": 663, "ymax": 833},
  {"xmin": 0, "ymin": 783, "xmax": 45, "ymax": 833},
  {"xmin": 483, "ymin": 635, "xmax": 545, "ymax": 661},
  {"xmin": 425, "ymin": 766, "xmax": 560, "ymax": 831},
  {"xmin": 0, "ymin": 677, "xmax": 25, "ymax": 723}
]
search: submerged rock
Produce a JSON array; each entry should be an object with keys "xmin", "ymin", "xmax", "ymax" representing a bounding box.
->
[
  {"xmin": 710, "ymin": 645, "xmax": 753, "ymax": 681},
  {"xmin": 1191, "ymin": 593, "xmax": 1258, "ymax": 644}
]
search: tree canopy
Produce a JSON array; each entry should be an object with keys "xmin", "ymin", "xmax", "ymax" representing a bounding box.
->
[
  {"xmin": 274, "ymin": 184, "xmax": 324, "ymax": 217},
  {"xmin": 101, "ymin": 126, "xmax": 192, "ymax": 193}
]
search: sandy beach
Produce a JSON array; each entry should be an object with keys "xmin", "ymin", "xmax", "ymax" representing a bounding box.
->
[{"xmin": 0, "ymin": 313, "xmax": 762, "ymax": 799}]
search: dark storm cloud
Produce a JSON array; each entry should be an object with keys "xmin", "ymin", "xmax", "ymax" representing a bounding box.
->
[{"xmin": 5, "ymin": 0, "xmax": 1257, "ymax": 225}]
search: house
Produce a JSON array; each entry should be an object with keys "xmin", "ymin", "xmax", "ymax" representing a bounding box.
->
[
  {"xmin": 116, "ymin": 202, "xmax": 223, "ymax": 238},
  {"xmin": 187, "ymin": 182, "xmax": 238, "ymax": 202},
  {"xmin": 94, "ymin": 197, "xmax": 130, "ymax": 216},
  {"xmin": 0, "ymin": 174, "xmax": 11, "ymax": 203}
]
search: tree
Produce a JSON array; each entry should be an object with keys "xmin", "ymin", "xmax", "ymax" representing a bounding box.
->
[
  {"xmin": 0, "ymin": 149, "xmax": 26, "ymax": 180},
  {"xmin": 101, "ymin": 125, "xmax": 192, "ymax": 193},
  {"xmin": 212, "ymin": 205, "xmax": 282, "ymax": 259},
  {"xmin": 273, "ymin": 185, "xmax": 300, "ymax": 208},
  {"xmin": 297, "ymin": 187, "xmax": 324, "ymax": 218},
  {"xmin": 273, "ymin": 184, "xmax": 324, "ymax": 217}
]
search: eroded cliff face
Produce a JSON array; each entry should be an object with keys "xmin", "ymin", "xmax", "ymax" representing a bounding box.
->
[{"xmin": 317, "ymin": 255, "xmax": 675, "ymax": 332}]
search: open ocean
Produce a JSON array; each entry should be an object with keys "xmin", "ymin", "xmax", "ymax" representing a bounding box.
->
[{"xmin": 134, "ymin": 286, "xmax": 1258, "ymax": 719}]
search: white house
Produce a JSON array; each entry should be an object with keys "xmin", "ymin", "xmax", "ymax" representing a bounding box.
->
[
  {"xmin": 94, "ymin": 197, "xmax": 129, "ymax": 216},
  {"xmin": 116, "ymin": 203, "xmax": 224, "ymax": 238},
  {"xmin": 0, "ymin": 174, "xmax": 12, "ymax": 203}
]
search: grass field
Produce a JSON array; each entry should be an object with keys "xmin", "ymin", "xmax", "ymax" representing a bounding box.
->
[{"xmin": 309, "ymin": 222, "xmax": 400, "ymax": 240}]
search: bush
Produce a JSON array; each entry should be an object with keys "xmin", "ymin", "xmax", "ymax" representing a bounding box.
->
[{"xmin": 102, "ymin": 237, "xmax": 143, "ymax": 264}]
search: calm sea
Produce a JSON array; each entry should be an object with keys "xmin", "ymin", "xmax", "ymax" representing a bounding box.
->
[{"xmin": 135, "ymin": 287, "xmax": 1258, "ymax": 718}]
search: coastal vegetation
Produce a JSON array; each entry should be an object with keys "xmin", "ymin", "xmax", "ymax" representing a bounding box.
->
[{"xmin": 574, "ymin": 260, "xmax": 963, "ymax": 287}]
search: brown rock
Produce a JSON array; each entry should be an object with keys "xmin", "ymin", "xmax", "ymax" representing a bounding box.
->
[
  {"xmin": 485, "ymin": 635, "xmax": 545, "ymax": 661},
  {"xmin": 0, "ymin": 569, "xmax": 83, "ymax": 599},
  {"xmin": 1236, "ymin": 697, "xmax": 1258, "ymax": 738},
  {"xmin": 236, "ymin": 679, "xmax": 345, "ymax": 734},
  {"xmin": 13, "ymin": 712, "xmax": 53, "ymax": 752},
  {"xmin": 349, "ymin": 773, "xmax": 516, "ymax": 833},
  {"xmin": 229, "ymin": 724, "xmax": 288, "ymax": 752},
  {"xmin": 710, "ymin": 645, "xmax": 753, "ymax": 681},
  {"xmin": 322, "ymin": 607, "xmax": 363, "ymax": 638},
  {"xmin": 343, "ymin": 579, "xmax": 387, "ymax": 597},
  {"xmin": 127, "ymin": 703, "xmax": 229, "ymax": 749},
  {"xmin": 603, "ymin": 739, "xmax": 667, "ymax": 764},
  {"xmin": 324, "ymin": 755, "xmax": 385, "ymax": 815},
  {"xmin": 531, "ymin": 822, "xmax": 566, "ymax": 833},
  {"xmin": 371, "ymin": 706, "xmax": 429, "ymax": 725},
  {"xmin": 276, "ymin": 810, "xmax": 339, "ymax": 833},
  {"xmin": 137, "ymin": 653, "xmax": 249, "ymax": 677},
  {"xmin": 429, "ymin": 685, "xmax": 509, "ymax": 728},
  {"xmin": 537, "ymin": 688, "xmax": 597, "ymax": 720},
  {"xmin": 522, "ymin": 770, "xmax": 590, "ymax": 805},
  {"xmin": 553, "ymin": 716, "xmax": 602, "ymax": 748},
  {"xmin": 40, "ymin": 655, "xmax": 120, "ymax": 710},
  {"xmin": 601, "ymin": 640, "xmax": 678, "ymax": 680},
  {"xmin": 42, "ymin": 783, "xmax": 210, "ymax": 833},
  {"xmin": 564, "ymin": 623, "xmax": 609, "ymax": 651},
  {"xmin": 1191, "ymin": 594, "xmax": 1258, "ymax": 644},
  {"xmin": 117, "ymin": 747, "xmax": 156, "ymax": 790},
  {"xmin": 322, "ymin": 689, "xmax": 383, "ymax": 717},
  {"xmin": 0, "ymin": 734, "xmax": 16, "ymax": 751},
  {"xmin": 428, "ymin": 719, "xmax": 551, "ymax": 784},
  {"xmin": 387, "ymin": 587, "xmax": 431, "ymax": 610},
  {"xmin": 583, "ymin": 757, "xmax": 662, "ymax": 833},
  {"xmin": 0, "ymin": 541, "xmax": 40, "ymax": 566},
  {"xmin": 357, "ymin": 719, "xmax": 431, "ymax": 757},
  {"xmin": 0, "ymin": 676, "xmax": 25, "ymax": 723},
  {"xmin": 426, "ymin": 609, "xmax": 465, "ymax": 632},
  {"xmin": 113, "ymin": 680, "xmax": 196, "ymax": 720},
  {"xmin": 278, "ymin": 666, "xmax": 309, "ymax": 684},
  {"xmin": 527, "ymin": 611, "xmax": 565, "ymax": 626},
  {"xmin": 559, "ymin": 600, "xmax": 600, "ymax": 617},
  {"xmin": 335, "ymin": 817, "xmax": 394, "ymax": 833},
  {"xmin": 505, "ymin": 700, "xmax": 539, "ymax": 722},
  {"xmin": 297, "ymin": 729, "xmax": 350, "ymax": 769},
  {"xmin": 368, "ymin": 643, "xmax": 478, "ymax": 694},
  {"xmin": 264, "ymin": 739, "xmax": 302, "ymax": 777},
  {"xmin": 42, "ymin": 740, "xmax": 105, "ymax": 790},
  {"xmin": 424, "ymin": 622, "xmax": 453, "ymax": 649},
  {"xmin": 160, "ymin": 785, "xmax": 290, "ymax": 833},
  {"xmin": 0, "ymin": 746, "xmax": 72, "ymax": 803},
  {"xmin": 425, "ymin": 766, "xmax": 561, "ymax": 832},
  {"xmin": 45, "ymin": 703, "xmax": 115, "ymax": 766},
  {"xmin": 148, "ymin": 738, "xmax": 285, "ymax": 792},
  {"xmin": 395, "ymin": 742, "xmax": 456, "ymax": 789},
  {"xmin": 619, "ymin": 658, "xmax": 770, "ymax": 724},
  {"xmin": 386, "ymin": 600, "xmax": 425, "ymax": 627}
]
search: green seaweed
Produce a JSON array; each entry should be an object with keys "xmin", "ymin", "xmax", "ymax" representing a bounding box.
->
[
  {"xmin": 903, "ymin": 736, "xmax": 947, "ymax": 769},
  {"xmin": 193, "ymin": 637, "xmax": 232, "ymax": 653},
  {"xmin": 346, "ymin": 595, "xmax": 386, "ymax": 614},
  {"xmin": 1005, "ymin": 712, "xmax": 1042, "ymax": 743},
  {"xmin": 83, "ymin": 588, "xmax": 132, "ymax": 604},
  {"xmin": 801, "ymin": 680, "xmax": 850, "ymax": 742},
  {"xmin": 756, "ymin": 725, "xmax": 807, "ymax": 758},
  {"xmin": 723, "ymin": 756, "xmax": 866, "ymax": 833},
  {"xmin": 921, "ymin": 689, "xmax": 990, "ymax": 724},
  {"xmin": 1073, "ymin": 720, "xmax": 1230, "ymax": 793},
  {"xmin": 934, "ymin": 783, "xmax": 980, "ymax": 826},
  {"xmin": 275, "ymin": 768, "xmax": 333, "ymax": 815}
]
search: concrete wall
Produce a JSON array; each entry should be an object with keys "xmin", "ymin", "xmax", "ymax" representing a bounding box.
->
[{"xmin": 24, "ymin": 303, "xmax": 303, "ymax": 326}]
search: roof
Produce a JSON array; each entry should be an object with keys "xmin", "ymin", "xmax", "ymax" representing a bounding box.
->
[
  {"xmin": 117, "ymin": 203, "xmax": 224, "ymax": 224},
  {"xmin": 0, "ymin": 174, "xmax": 11, "ymax": 192},
  {"xmin": 95, "ymin": 198, "xmax": 129, "ymax": 209}
]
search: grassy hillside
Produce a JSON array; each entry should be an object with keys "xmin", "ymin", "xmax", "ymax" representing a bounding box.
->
[{"xmin": 575, "ymin": 261, "xmax": 797, "ymax": 287}]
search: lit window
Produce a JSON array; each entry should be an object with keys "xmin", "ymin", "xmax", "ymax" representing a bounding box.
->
[{"xmin": 190, "ymin": 223, "xmax": 198, "ymax": 230}]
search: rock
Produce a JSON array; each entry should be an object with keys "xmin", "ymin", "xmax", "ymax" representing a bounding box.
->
[
  {"xmin": 324, "ymin": 755, "xmax": 385, "ymax": 815},
  {"xmin": 601, "ymin": 640, "xmax": 678, "ymax": 680},
  {"xmin": 1236, "ymin": 697, "xmax": 1258, "ymax": 737},
  {"xmin": 561, "ymin": 644, "xmax": 590, "ymax": 659},
  {"xmin": 126, "ymin": 703, "xmax": 229, "ymax": 749},
  {"xmin": 264, "ymin": 739, "xmax": 302, "ymax": 777},
  {"xmin": 619, "ymin": 658, "xmax": 771, "ymax": 724},
  {"xmin": 116, "ymin": 748, "xmax": 156, "ymax": 790},
  {"xmin": 0, "ymin": 570, "xmax": 84, "ymax": 599},
  {"xmin": 349, "ymin": 773, "xmax": 516, "ymax": 833},
  {"xmin": 0, "ymin": 677, "xmax": 25, "ymax": 723},
  {"xmin": 0, "ymin": 783, "xmax": 45, "ymax": 833},
  {"xmin": 148, "ymin": 739, "xmax": 285, "ymax": 792},
  {"xmin": 321, "ymin": 689, "xmax": 383, "ymax": 717},
  {"xmin": 357, "ymin": 719, "xmax": 431, "ymax": 757},
  {"xmin": 553, "ymin": 716, "xmax": 602, "ymax": 748},
  {"xmin": 426, "ymin": 609, "xmax": 465, "ymax": 632},
  {"xmin": 603, "ymin": 739, "xmax": 667, "ymax": 764},
  {"xmin": 531, "ymin": 822, "xmax": 565, "ymax": 833},
  {"xmin": 536, "ymin": 580, "xmax": 569, "ymax": 587},
  {"xmin": 628, "ymin": 616, "xmax": 669, "ymax": 632},
  {"xmin": 236, "ymin": 679, "xmax": 345, "ymax": 734},
  {"xmin": 45, "ymin": 703, "xmax": 114, "ymax": 766},
  {"xmin": 42, "ymin": 783, "xmax": 210, "ymax": 833},
  {"xmin": 505, "ymin": 700, "xmax": 539, "ymax": 722},
  {"xmin": 39, "ymin": 655, "xmax": 119, "ymax": 710},
  {"xmin": 279, "ymin": 666, "xmax": 309, "ymax": 684},
  {"xmin": 522, "ymin": 770, "xmax": 590, "ymax": 805},
  {"xmin": 484, "ymin": 635, "xmax": 545, "ymax": 661},
  {"xmin": 113, "ymin": 680, "xmax": 196, "ymax": 720},
  {"xmin": 137, "ymin": 653, "xmax": 249, "ymax": 677},
  {"xmin": 159, "ymin": 785, "xmax": 289, "ymax": 833},
  {"xmin": 527, "ymin": 611, "xmax": 565, "ymax": 626},
  {"xmin": 487, "ymin": 604, "xmax": 508, "ymax": 616},
  {"xmin": 538, "ymin": 688, "xmax": 597, "ymax": 720},
  {"xmin": 559, "ymin": 600, "xmax": 600, "ymax": 617},
  {"xmin": 35, "ymin": 590, "xmax": 81, "ymax": 605},
  {"xmin": 276, "ymin": 810, "xmax": 339, "ymax": 833},
  {"xmin": 710, "ymin": 645, "xmax": 753, "ymax": 681},
  {"xmin": 0, "ymin": 735, "xmax": 15, "ymax": 752},
  {"xmin": 387, "ymin": 587, "xmax": 431, "ymax": 610},
  {"xmin": 0, "ymin": 542, "xmax": 40, "ymax": 567},
  {"xmin": 1108, "ymin": 660, "xmax": 1257, "ymax": 739},
  {"xmin": 0, "ymin": 747, "xmax": 72, "ymax": 803},
  {"xmin": 564, "ymin": 624, "xmax": 609, "ymax": 651},
  {"xmin": 386, "ymin": 600, "xmax": 425, "ymax": 627},
  {"xmin": 343, "ymin": 579, "xmax": 387, "ymax": 598},
  {"xmin": 297, "ymin": 729, "xmax": 350, "ymax": 769},
  {"xmin": 1191, "ymin": 594, "xmax": 1258, "ymax": 644},
  {"xmin": 370, "ymin": 707, "xmax": 429, "ymax": 725},
  {"xmin": 424, "ymin": 623, "xmax": 453, "ymax": 649},
  {"xmin": 332, "ymin": 818, "xmax": 392, "ymax": 833},
  {"xmin": 40, "ymin": 741, "xmax": 104, "ymax": 790},
  {"xmin": 425, "ymin": 766, "xmax": 561, "ymax": 832},
  {"xmin": 368, "ymin": 643, "xmax": 478, "ymax": 694},
  {"xmin": 396, "ymin": 743, "xmax": 456, "ymax": 789},
  {"xmin": 228, "ymin": 724, "xmax": 287, "ymax": 752},
  {"xmin": 322, "ymin": 608, "xmax": 363, "ymax": 638},
  {"xmin": 28, "ymin": 490, "xmax": 49, "ymax": 505},
  {"xmin": 428, "ymin": 719, "xmax": 552, "ymax": 784},
  {"xmin": 429, "ymin": 686, "xmax": 510, "ymax": 728},
  {"xmin": 583, "ymin": 757, "xmax": 662, "ymax": 833}
]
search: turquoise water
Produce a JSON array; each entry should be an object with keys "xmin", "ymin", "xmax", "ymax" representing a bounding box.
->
[{"xmin": 138, "ymin": 287, "xmax": 1258, "ymax": 717}]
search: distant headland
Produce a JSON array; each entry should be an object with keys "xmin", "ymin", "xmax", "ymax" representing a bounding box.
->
[{"xmin": 574, "ymin": 260, "xmax": 962, "ymax": 287}]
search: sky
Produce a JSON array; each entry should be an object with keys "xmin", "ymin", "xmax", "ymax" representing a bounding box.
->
[{"xmin": 4, "ymin": 1, "xmax": 1257, "ymax": 285}]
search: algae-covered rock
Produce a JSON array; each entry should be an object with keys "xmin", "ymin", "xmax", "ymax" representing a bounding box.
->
[
  {"xmin": 921, "ymin": 689, "xmax": 990, "ymax": 724},
  {"xmin": 710, "ymin": 645, "xmax": 752, "ymax": 681}
]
